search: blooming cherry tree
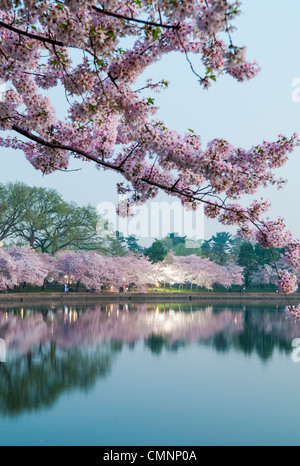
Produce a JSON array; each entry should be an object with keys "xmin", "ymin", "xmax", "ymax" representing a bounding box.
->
[
  {"xmin": 57, "ymin": 249, "xmax": 111, "ymax": 291},
  {"xmin": 0, "ymin": 246, "xmax": 54, "ymax": 290},
  {"xmin": 56, "ymin": 250, "xmax": 87, "ymax": 286},
  {"xmin": 115, "ymin": 253, "xmax": 155, "ymax": 291},
  {"xmin": 162, "ymin": 253, "xmax": 243, "ymax": 290},
  {"xmin": 0, "ymin": 247, "xmax": 18, "ymax": 290},
  {"xmin": 250, "ymin": 265, "xmax": 278, "ymax": 287},
  {"xmin": 9, "ymin": 246, "xmax": 54, "ymax": 287},
  {"xmin": 223, "ymin": 262, "xmax": 244, "ymax": 288}
]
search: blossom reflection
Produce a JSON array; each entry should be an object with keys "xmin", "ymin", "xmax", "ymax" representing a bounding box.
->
[
  {"xmin": 0, "ymin": 304, "xmax": 297, "ymax": 359},
  {"xmin": 0, "ymin": 304, "xmax": 300, "ymax": 417},
  {"xmin": 54, "ymin": 305, "xmax": 244, "ymax": 348},
  {"xmin": 0, "ymin": 304, "xmax": 245, "ymax": 354}
]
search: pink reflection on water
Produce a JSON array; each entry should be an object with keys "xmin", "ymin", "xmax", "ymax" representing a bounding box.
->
[
  {"xmin": 2, "ymin": 304, "xmax": 298, "ymax": 356},
  {"xmin": 0, "ymin": 305, "xmax": 244, "ymax": 354},
  {"xmin": 54, "ymin": 305, "xmax": 244, "ymax": 348},
  {"xmin": 0, "ymin": 312, "xmax": 48, "ymax": 354}
]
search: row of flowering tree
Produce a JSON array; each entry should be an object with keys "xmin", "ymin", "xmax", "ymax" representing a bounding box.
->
[{"xmin": 0, "ymin": 246, "xmax": 244, "ymax": 292}]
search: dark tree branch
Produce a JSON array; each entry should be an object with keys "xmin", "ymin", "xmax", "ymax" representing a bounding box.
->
[
  {"xmin": 92, "ymin": 6, "xmax": 180, "ymax": 30},
  {"xmin": 12, "ymin": 125, "xmax": 120, "ymax": 171},
  {"xmin": 0, "ymin": 20, "xmax": 64, "ymax": 47}
]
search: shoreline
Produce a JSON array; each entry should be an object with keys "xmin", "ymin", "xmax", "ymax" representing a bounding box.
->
[{"xmin": 0, "ymin": 291, "xmax": 298, "ymax": 307}]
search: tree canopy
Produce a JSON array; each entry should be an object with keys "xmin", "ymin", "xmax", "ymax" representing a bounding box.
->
[{"xmin": 0, "ymin": 182, "xmax": 109, "ymax": 253}]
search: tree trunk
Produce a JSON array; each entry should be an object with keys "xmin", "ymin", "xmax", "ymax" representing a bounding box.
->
[
  {"xmin": 27, "ymin": 351, "xmax": 32, "ymax": 369},
  {"xmin": 19, "ymin": 282, "xmax": 25, "ymax": 292}
]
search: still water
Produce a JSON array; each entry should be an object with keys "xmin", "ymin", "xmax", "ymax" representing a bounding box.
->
[{"xmin": 0, "ymin": 301, "xmax": 300, "ymax": 446}]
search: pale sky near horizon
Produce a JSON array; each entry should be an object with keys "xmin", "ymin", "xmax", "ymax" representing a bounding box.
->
[{"xmin": 1, "ymin": 0, "xmax": 300, "ymax": 241}]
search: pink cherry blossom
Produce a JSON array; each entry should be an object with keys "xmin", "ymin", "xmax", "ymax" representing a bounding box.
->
[
  {"xmin": 285, "ymin": 305, "xmax": 300, "ymax": 321},
  {"xmin": 163, "ymin": 252, "xmax": 244, "ymax": 290},
  {"xmin": 0, "ymin": 246, "xmax": 54, "ymax": 290},
  {"xmin": 278, "ymin": 271, "xmax": 298, "ymax": 295},
  {"xmin": 250, "ymin": 265, "xmax": 278, "ymax": 287}
]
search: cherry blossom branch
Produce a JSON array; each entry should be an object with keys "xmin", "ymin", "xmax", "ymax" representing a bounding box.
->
[
  {"xmin": 10, "ymin": 125, "xmax": 263, "ymax": 217},
  {"xmin": 118, "ymin": 144, "xmax": 140, "ymax": 169},
  {"xmin": 0, "ymin": 20, "xmax": 64, "ymax": 47},
  {"xmin": 175, "ymin": 29, "xmax": 204, "ymax": 81},
  {"xmin": 92, "ymin": 6, "xmax": 180, "ymax": 30},
  {"xmin": 246, "ymin": 216, "xmax": 294, "ymax": 307}
]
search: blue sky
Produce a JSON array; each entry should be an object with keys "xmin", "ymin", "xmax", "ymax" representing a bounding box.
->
[{"xmin": 1, "ymin": 0, "xmax": 300, "ymax": 240}]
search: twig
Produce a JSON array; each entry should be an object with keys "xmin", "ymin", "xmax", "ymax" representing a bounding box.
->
[
  {"xmin": 0, "ymin": 20, "xmax": 64, "ymax": 47},
  {"xmin": 92, "ymin": 6, "xmax": 180, "ymax": 30}
]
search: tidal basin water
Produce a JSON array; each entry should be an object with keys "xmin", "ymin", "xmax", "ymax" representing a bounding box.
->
[{"xmin": 1, "ymin": 301, "xmax": 300, "ymax": 446}]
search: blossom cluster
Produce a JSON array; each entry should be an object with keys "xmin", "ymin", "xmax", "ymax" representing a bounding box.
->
[
  {"xmin": 285, "ymin": 305, "xmax": 300, "ymax": 321},
  {"xmin": 196, "ymin": 0, "xmax": 240, "ymax": 35},
  {"xmin": 278, "ymin": 271, "xmax": 298, "ymax": 295},
  {"xmin": 0, "ymin": 246, "xmax": 54, "ymax": 290},
  {"xmin": 250, "ymin": 265, "xmax": 278, "ymax": 287},
  {"xmin": 255, "ymin": 218, "xmax": 293, "ymax": 249}
]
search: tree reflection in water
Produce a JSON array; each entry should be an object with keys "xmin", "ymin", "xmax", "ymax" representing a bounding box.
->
[
  {"xmin": 0, "ymin": 343, "xmax": 119, "ymax": 417},
  {"xmin": 0, "ymin": 303, "xmax": 299, "ymax": 416}
]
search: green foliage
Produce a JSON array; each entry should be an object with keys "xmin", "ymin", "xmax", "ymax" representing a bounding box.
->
[
  {"xmin": 172, "ymin": 243, "xmax": 198, "ymax": 256},
  {"xmin": 146, "ymin": 240, "xmax": 169, "ymax": 263},
  {"xmin": 167, "ymin": 233, "xmax": 187, "ymax": 247},
  {"xmin": 254, "ymin": 243, "xmax": 282, "ymax": 265},
  {"xmin": 0, "ymin": 341, "xmax": 118, "ymax": 416},
  {"xmin": 117, "ymin": 233, "xmax": 144, "ymax": 254},
  {"xmin": 0, "ymin": 182, "xmax": 32, "ymax": 242},
  {"xmin": 238, "ymin": 242, "xmax": 256, "ymax": 287},
  {"xmin": 203, "ymin": 232, "xmax": 233, "ymax": 265},
  {"xmin": 238, "ymin": 242, "xmax": 256, "ymax": 267},
  {"xmin": 0, "ymin": 182, "xmax": 114, "ymax": 254},
  {"xmin": 159, "ymin": 233, "xmax": 202, "ymax": 257}
]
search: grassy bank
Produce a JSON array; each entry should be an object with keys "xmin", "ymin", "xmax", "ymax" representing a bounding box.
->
[
  {"xmin": 147, "ymin": 286, "xmax": 287, "ymax": 294},
  {"xmin": 4, "ymin": 284, "xmax": 286, "ymax": 295}
]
